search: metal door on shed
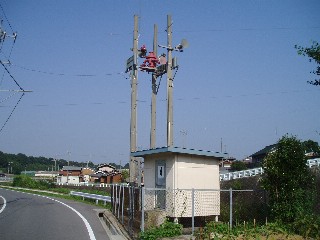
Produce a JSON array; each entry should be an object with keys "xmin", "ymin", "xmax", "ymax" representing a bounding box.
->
[{"xmin": 155, "ymin": 160, "xmax": 166, "ymax": 209}]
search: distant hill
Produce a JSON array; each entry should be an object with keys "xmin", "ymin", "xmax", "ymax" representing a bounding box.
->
[{"xmin": 0, "ymin": 151, "xmax": 128, "ymax": 174}]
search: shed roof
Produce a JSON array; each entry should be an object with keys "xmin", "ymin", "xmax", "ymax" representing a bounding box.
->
[
  {"xmin": 131, "ymin": 146, "xmax": 227, "ymax": 158},
  {"xmin": 61, "ymin": 166, "xmax": 82, "ymax": 171}
]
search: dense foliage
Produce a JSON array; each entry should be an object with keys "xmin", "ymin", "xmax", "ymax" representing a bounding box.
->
[
  {"xmin": 0, "ymin": 150, "xmax": 128, "ymax": 174},
  {"xmin": 261, "ymin": 135, "xmax": 316, "ymax": 223},
  {"xmin": 139, "ymin": 220, "xmax": 182, "ymax": 240},
  {"xmin": 220, "ymin": 176, "xmax": 268, "ymax": 224},
  {"xmin": 302, "ymin": 139, "xmax": 320, "ymax": 155},
  {"xmin": 197, "ymin": 220, "xmax": 320, "ymax": 240},
  {"xmin": 0, "ymin": 151, "xmax": 92, "ymax": 174},
  {"xmin": 230, "ymin": 161, "xmax": 247, "ymax": 171},
  {"xmin": 295, "ymin": 41, "xmax": 320, "ymax": 86},
  {"xmin": 13, "ymin": 175, "xmax": 53, "ymax": 189}
]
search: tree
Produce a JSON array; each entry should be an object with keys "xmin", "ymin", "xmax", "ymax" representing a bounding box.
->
[
  {"xmin": 230, "ymin": 160, "xmax": 247, "ymax": 171},
  {"xmin": 121, "ymin": 169, "xmax": 129, "ymax": 182},
  {"xmin": 295, "ymin": 41, "xmax": 320, "ymax": 86},
  {"xmin": 261, "ymin": 135, "xmax": 316, "ymax": 223},
  {"xmin": 302, "ymin": 139, "xmax": 320, "ymax": 155}
]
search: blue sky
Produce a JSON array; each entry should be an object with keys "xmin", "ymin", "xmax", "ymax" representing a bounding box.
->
[{"xmin": 0, "ymin": 0, "xmax": 319, "ymax": 165}]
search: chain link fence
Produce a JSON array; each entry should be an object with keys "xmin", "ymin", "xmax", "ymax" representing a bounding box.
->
[
  {"xmin": 111, "ymin": 185, "xmax": 268, "ymax": 238},
  {"xmin": 111, "ymin": 184, "xmax": 142, "ymax": 239}
]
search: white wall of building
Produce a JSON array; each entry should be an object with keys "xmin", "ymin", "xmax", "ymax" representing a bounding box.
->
[
  {"xmin": 143, "ymin": 152, "xmax": 221, "ymax": 217},
  {"xmin": 57, "ymin": 176, "xmax": 80, "ymax": 184}
]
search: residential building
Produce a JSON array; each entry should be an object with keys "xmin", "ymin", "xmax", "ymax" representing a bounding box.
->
[
  {"xmin": 57, "ymin": 166, "xmax": 82, "ymax": 184},
  {"xmin": 250, "ymin": 144, "xmax": 277, "ymax": 167},
  {"xmin": 91, "ymin": 163, "xmax": 122, "ymax": 184}
]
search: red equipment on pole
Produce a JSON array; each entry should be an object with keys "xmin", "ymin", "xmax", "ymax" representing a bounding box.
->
[{"xmin": 139, "ymin": 51, "xmax": 159, "ymax": 72}]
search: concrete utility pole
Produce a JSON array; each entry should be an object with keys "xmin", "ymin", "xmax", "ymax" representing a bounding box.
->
[
  {"xmin": 150, "ymin": 24, "xmax": 158, "ymax": 149},
  {"xmin": 129, "ymin": 15, "xmax": 139, "ymax": 183},
  {"xmin": 52, "ymin": 158, "xmax": 57, "ymax": 172},
  {"xmin": 8, "ymin": 162, "xmax": 13, "ymax": 174},
  {"xmin": 166, "ymin": 15, "xmax": 174, "ymax": 147}
]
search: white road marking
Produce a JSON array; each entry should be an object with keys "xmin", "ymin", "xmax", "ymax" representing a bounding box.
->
[
  {"xmin": 45, "ymin": 196, "xmax": 97, "ymax": 240},
  {"xmin": 0, "ymin": 196, "xmax": 7, "ymax": 214},
  {"xmin": 0, "ymin": 189, "xmax": 96, "ymax": 240}
]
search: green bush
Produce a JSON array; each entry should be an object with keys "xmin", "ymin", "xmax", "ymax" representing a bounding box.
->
[
  {"xmin": 291, "ymin": 214, "xmax": 320, "ymax": 239},
  {"xmin": 261, "ymin": 135, "xmax": 316, "ymax": 223},
  {"xmin": 199, "ymin": 221, "xmax": 290, "ymax": 239},
  {"xmin": 50, "ymin": 187, "xmax": 71, "ymax": 194},
  {"xmin": 12, "ymin": 175, "xmax": 52, "ymax": 189},
  {"xmin": 13, "ymin": 175, "xmax": 39, "ymax": 188},
  {"xmin": 37, "ymin": 179, "xmax": 53, "ymax": 189},
  {"xmin": 139, "ymin": 220, "xmax": 182, "ymax": 240}
]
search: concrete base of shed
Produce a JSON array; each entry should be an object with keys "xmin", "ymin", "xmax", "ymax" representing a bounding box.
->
[{"xmin": 144, "ymin": 209, "xmax": 167, "ymax": 230}]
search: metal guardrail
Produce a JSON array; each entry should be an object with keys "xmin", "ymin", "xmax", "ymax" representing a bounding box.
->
[
  {"xmin": 220, "ymin": 158, "xmax": 320, "ymax": 181},
  {"xmin": 0, "ymin": 177, "xmax": 13, "ymax": 182},
  {"xmin": 307, "ymin": 158, "xmax": 320, "ymax": 168},
  {"xmin": 70, "ymin": 191, "xmax": 111, "ymax": 205},
  {"xmin": 220, "ymin": 167, "xmax": 264, "ymax": 181},
  {"xmin": 56, "ymin": 182, "xmax": 129, "ymax": 187}
]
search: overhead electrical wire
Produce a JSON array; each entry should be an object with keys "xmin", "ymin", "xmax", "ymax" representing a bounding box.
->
[
  {"xmin": 0, "ymin": 26, "xmax": 16, "ymax": 88},
  {"xmin": 0, "ymin": 88, "xmax": 317, "ymax": 109},
  {"xmin": 175, "ymin": 26, "xmax": 320, "ymax": 33},
  {"xmin": 0, "ymin": 3, "xmax": 13, "ymax": 33},
  {"xmin": 0, "ymin": 92, "xmax": 24, "ymax": 133},
  {"xmin": 0, "ymin": 50, "xmax": 16, "ymax": 88},
  {"xmin": 0, "ymin": 3, "xmax": 17, "ymax": 88},
  {"xmin": 6, "ymin": 24, "xmax": 319, "ymax": 80},
  {"xmin": 11, "ymin": 63, "xmax": 125, "ymax": 78},
  {"xmin": 110, "ymin": 25, "xmax": 320, "ymax": 37},
  {"xmin": 0, "ymin": 61, "xmax": 23, "ymax": 90},
  {"xmin": 0, "ymin": 90, "xmax": 18, "ymax": 104},
  {"xmin": 0, "ymin": 3, "xmax": 27, "ymax": 134}
]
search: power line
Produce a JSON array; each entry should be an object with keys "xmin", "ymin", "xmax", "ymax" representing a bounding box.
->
[
  {"xmin": 0, "ymin": 61, "xmax": 23, "ymax": 90},
  {"xmin": 0, "ymin": 18, "xmax": 17, "ymax": 88},
  {"xmin": 0, "ymin": 3, "xmax": 14, "ymax": 33},
  {"xmin": 1, "ymin": 88, "xmax": 316, "ymax": 108},
  {"xmin": 9, "ymin": 25, "xmax": 320, "ymax": 80},
  {"xmin": 175, "ymin": 26, "xmax": 320, "ymax": 33},
  {"xmin": 109, "ymin": 26, "xmax": 320, "ymax": 36},
  {"xmin": 0, "ymin": 90, "xmax": 18, "ymax": 103},
  {"xmin": 0, "ymin": 8, "xmax": 29, "ymax": 134},
  {"xmin": 0, "ymin": 92, "xmax": 24, "ymax": 133},
  {"xmin": 11, "ymin": 63, "xmax": 126, "ymax": 78}
]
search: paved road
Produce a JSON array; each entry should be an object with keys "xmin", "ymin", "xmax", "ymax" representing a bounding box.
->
[{"xmin": 0, "ymin": 188, "xmax": 109, "ymax": 240}]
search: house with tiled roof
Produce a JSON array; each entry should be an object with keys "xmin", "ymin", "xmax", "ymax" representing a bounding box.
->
[
  {"xmin": 57, "ymin": 166, "xmax": 83, "ymax": 184},
  {"xmin": 91, "ymin": 164, "xmax": 122, "ymax": 184},
  {"xmin": 97, "ymin": 163, "xmax": 116, "ymax": 172}
]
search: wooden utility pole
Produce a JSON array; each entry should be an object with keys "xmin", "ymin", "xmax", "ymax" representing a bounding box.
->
[
  {"xmin": 150, "ymin": 24, "xmax": 158, "ymax": 149},
  {"xmin": 166, "ymin": 15, "xmax": 174, "ymax": 147},
  {"xmin": 129, "ymin": 15, "xmax": 139, "ymax": 183}
]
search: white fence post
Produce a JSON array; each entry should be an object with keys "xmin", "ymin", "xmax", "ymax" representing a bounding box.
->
[
  {"xmin": 122, "ymin": 185, "xmax": 125, "ymax": 224},
  {"xmin": 191, "ymin": 188, "xmax": 195, "ymax": 235},
  {"xmin": 229, "ymin": 188, "xmax": 233, "ymax": 229},
  {"xmin": 118, "ymin": 184, "xmax": 121, "ymax": 219},
  {"xmin": 141, "ymin": 186, "xmax": 145, "ymax": 232}
]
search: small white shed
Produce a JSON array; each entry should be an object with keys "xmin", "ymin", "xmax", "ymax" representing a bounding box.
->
[{"xmin": 131, "ymin": 147, "xmax": 227, "ymax": 218}]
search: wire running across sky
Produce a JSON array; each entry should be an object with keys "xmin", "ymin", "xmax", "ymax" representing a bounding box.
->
[
  {"xmin": 10, "ymin": 63, "xmax": 125, "ymax": 78},
  {"xmin": 0, "ymin": 4, "xmax": 29, "ymax": 134},
  {"xmin": 0, "ymin": 0, "xmax": 319, "ymax": 164}
]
